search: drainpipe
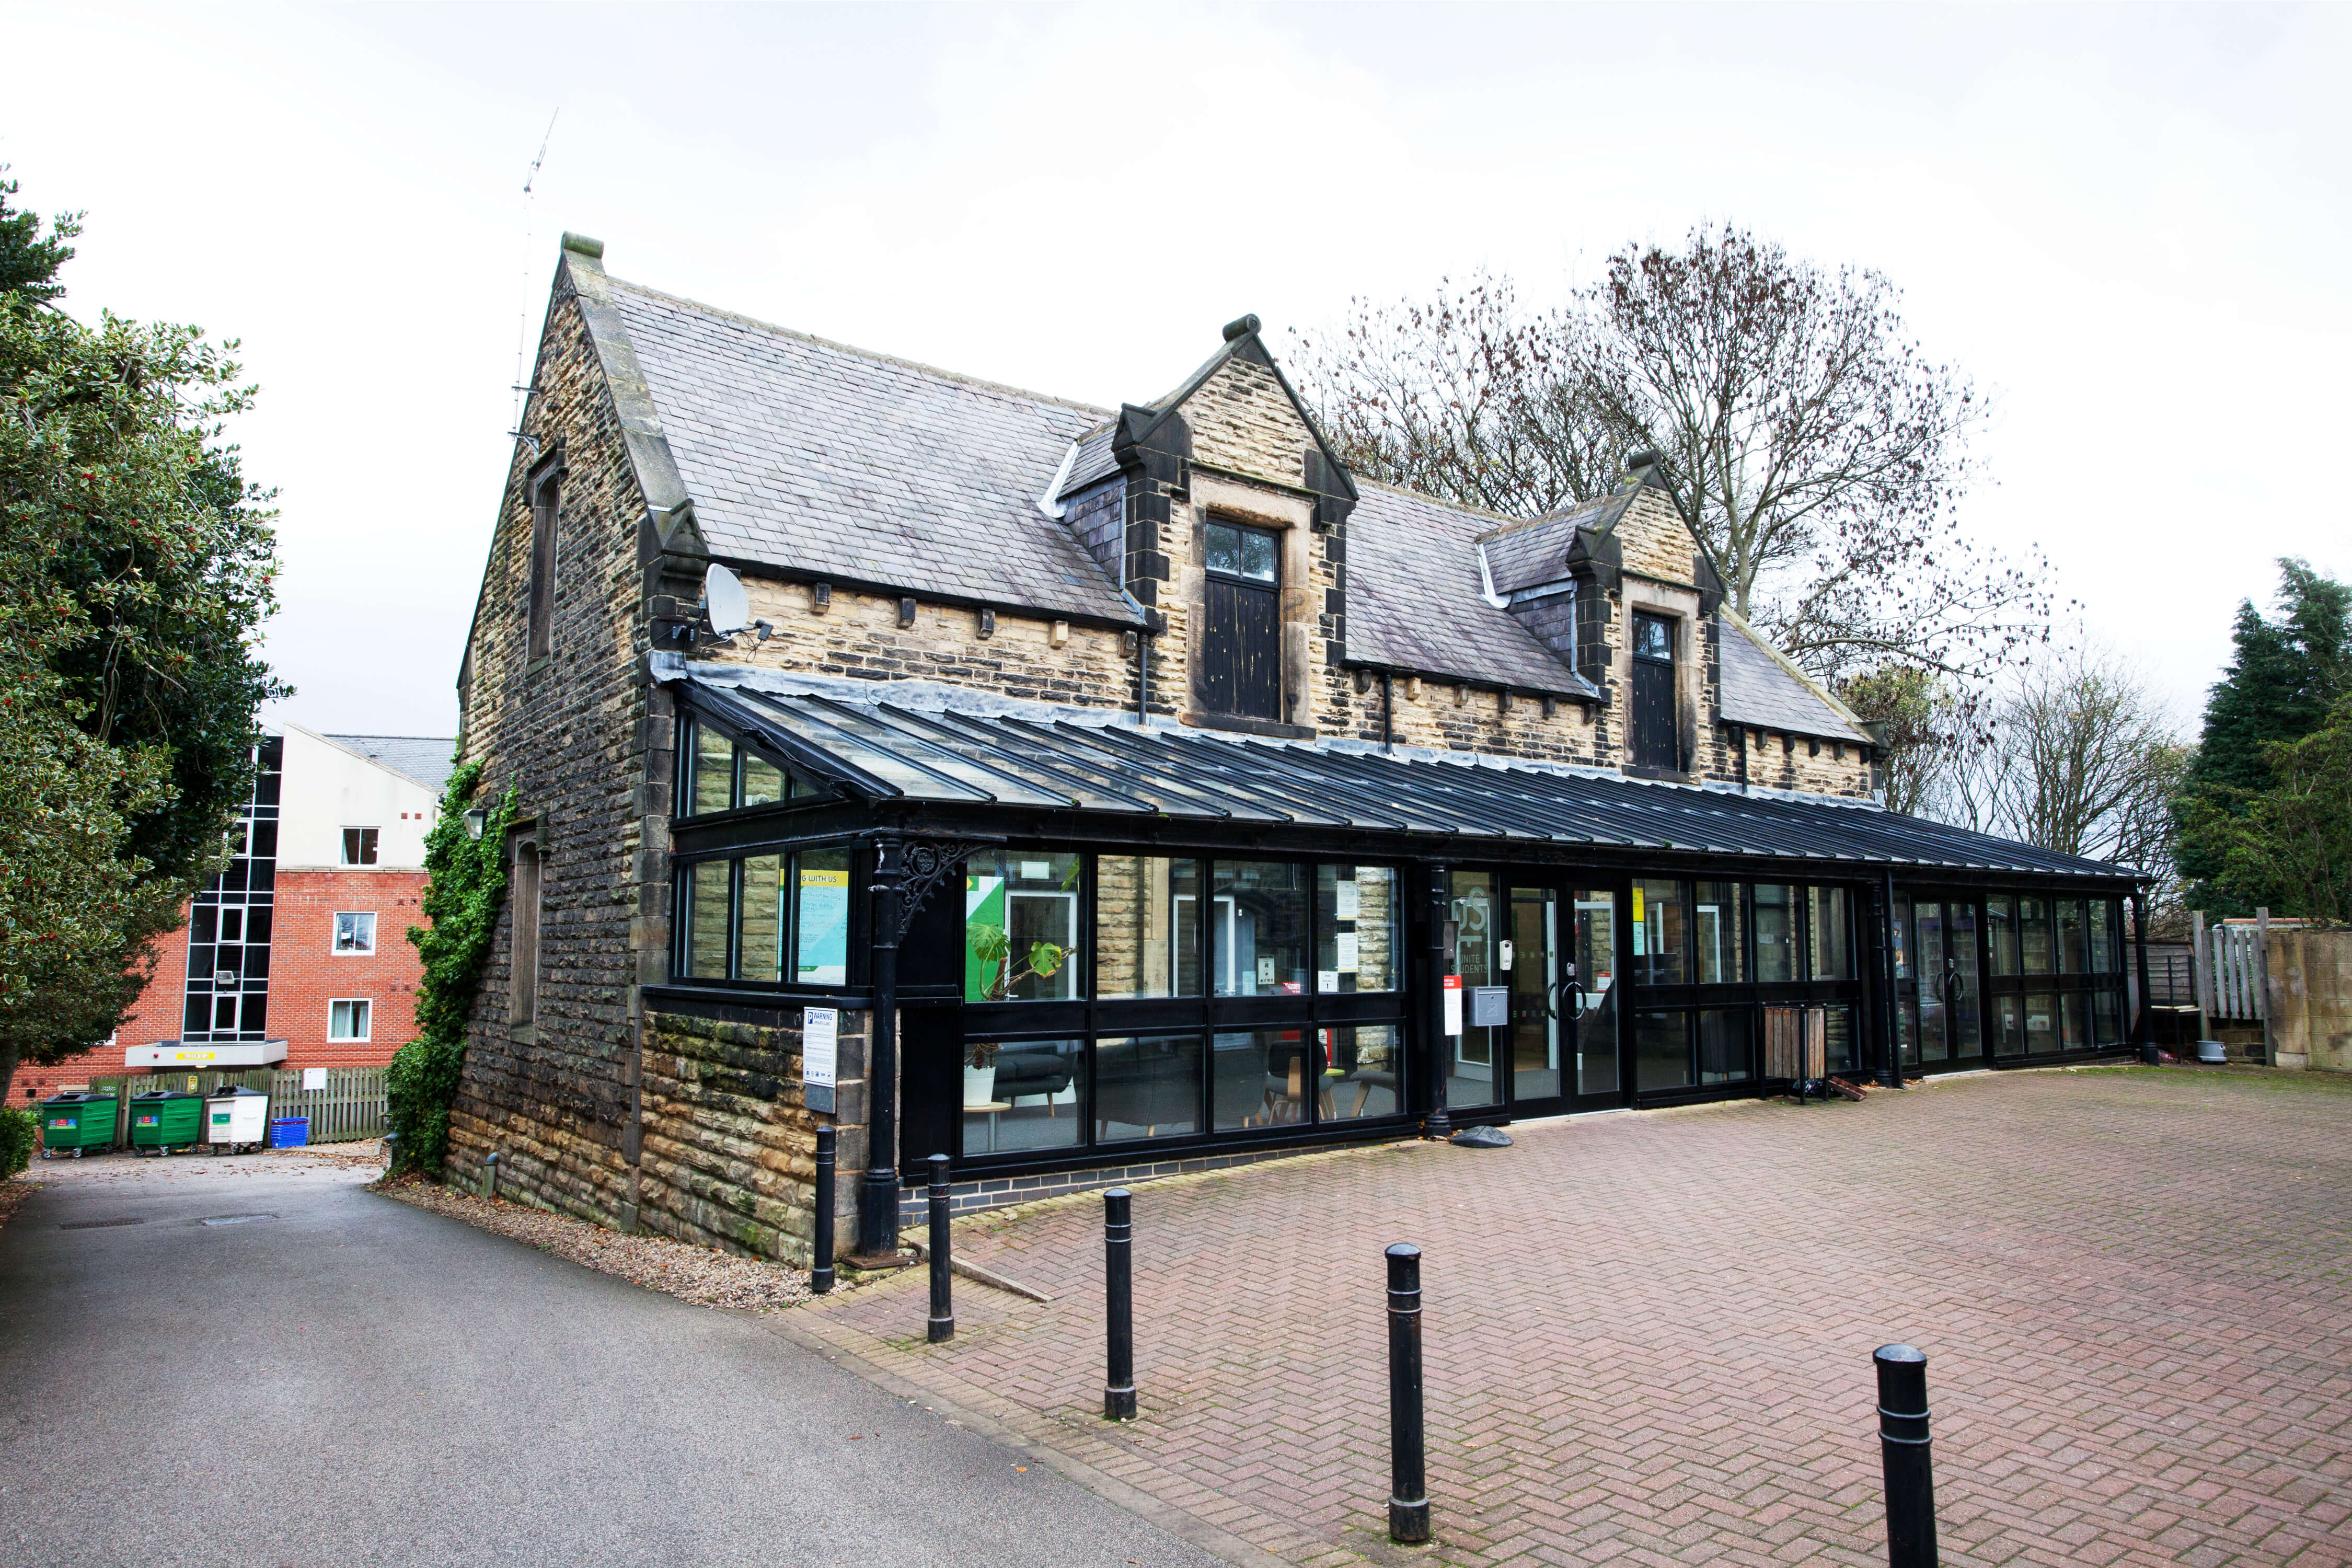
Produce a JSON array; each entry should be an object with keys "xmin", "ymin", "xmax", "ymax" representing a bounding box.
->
[
  {"xmin": 858, "ymin": 836, "xmax": 905, "ymax": 1256},
  {"xmin": 1136, "ymin": 629, "xmax": 1151, "ymax": 728},
  {"xmin": 1878, "ymin": 871, "xmax": 1903, "ymax": 1089},
  {"xmin": 2132, "ymin": 885, "xmax": 2159, "ymax": 1065},
  {"xmin": 1382, "ymin": 668, "xmax": 1396, "ymax": 753}
]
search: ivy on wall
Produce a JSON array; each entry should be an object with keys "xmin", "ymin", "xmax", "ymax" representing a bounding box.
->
[{"xmin": 387, "ymin": 759, "xmax": 516, "ymax": 1173}]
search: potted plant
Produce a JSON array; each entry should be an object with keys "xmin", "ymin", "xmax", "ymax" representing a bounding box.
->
[
  {"xmin": 963, "ymin": 1040, "xmax": 1001, "ymax": 1107},
  {"xmin": 965, "ymin": 924, "xmax": 1070, "ymax": 1108}
]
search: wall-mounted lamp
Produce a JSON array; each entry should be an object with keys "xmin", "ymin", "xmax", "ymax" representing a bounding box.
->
[{"xmin": 463, "ymin": 809, "xmax": 488, "ymax": 841}]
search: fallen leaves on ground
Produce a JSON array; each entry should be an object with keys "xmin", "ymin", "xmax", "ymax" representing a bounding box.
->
[
  {"xmin": 380, "ymin": 1174, "xmax": 811, "ymax": 1312},
  {"xmin": 0, "ymin": 1175, "xmax": 45, "ymax": 1233}
]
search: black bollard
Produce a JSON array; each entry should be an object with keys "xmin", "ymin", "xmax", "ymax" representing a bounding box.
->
[
  {"xmin": 1875, "ymin": 1344, "xmax": 1937, "ymax": 1568},
  {"xmin": 1386, "ymin": 1243, "xmax": 1430, "ymax": 1544},
  {"xmin": 811, "ymin": 1126, "xmax": 836, "ymax": 1295},
  {"xmin": 483, "ymin": 1149, "xmax": 500, "ymax": 1201},
  {"xmin": 926, "ymin": 1154, "xmax": 954, "ymax": 1343},
  {"xmin": 1103, "ymin": 1188, "xmax": 1136, "ymax": 1421}
]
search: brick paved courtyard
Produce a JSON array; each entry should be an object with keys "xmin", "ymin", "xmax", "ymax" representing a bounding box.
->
[{"xmin": 799, "ymin": 1067, "xmax": 2352, "ymax": 1567}]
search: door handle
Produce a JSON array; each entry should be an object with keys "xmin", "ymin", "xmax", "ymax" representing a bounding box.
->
[{"xmin": 1552, "ymin": 968, "xmax": 1587, "ymax": 1023}]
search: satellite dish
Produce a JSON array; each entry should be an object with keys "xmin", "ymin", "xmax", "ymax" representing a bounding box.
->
[{"xmin": 704, "ymin": 563, "xmax": 751, "ymax": 635}]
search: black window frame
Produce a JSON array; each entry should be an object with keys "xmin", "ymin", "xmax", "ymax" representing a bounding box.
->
[
  {"xmin": 1630, "ymin": 876, "xmax": 1866, "ymax": 1100},
  {"xmin": 674, "ymin": 715, "xmax": 838, "ymax": 822},
  {"xmin": 956, "ymin": 847, "xmax": 1411, "ymax": 1168}
]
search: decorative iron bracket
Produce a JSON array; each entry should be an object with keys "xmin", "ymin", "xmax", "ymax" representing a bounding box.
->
[{"xmin": 895, "ymin": 837, "xmax": 998, "ymax": 939}]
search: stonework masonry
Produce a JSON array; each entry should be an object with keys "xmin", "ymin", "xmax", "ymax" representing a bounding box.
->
[
  {"xmin": 639, "ymin": 1007, "xmax": 869, "ymax": 1262},
  {"xmin": 708, "ymin": 578, "xmax": 1138, "ymax": 713},
  {"xmin": 446, "ymin": 256, "xmax": 657, "ymax": 1232}
]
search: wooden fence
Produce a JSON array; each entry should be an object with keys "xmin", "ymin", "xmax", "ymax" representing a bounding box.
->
[
  {"xmin": 2209, "ymin": 925, "xmax": 2267, "ymax": 1023},
  {"xmin": 83, "ymin": 1066, "xmax": 387, "ymax": 1146}
]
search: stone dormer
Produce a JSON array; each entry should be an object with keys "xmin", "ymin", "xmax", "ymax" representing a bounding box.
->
[{"xmin": 1080, "ymin": 315, "xmax": 1359, "ymax": 739}]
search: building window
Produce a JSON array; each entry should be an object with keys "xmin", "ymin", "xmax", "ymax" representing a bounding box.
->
[
  {"xmin": 675, "ymin": 846, "xmax": 856, "ymax": 987},
  {"xmin": 1315, "ymin": 865, "xmax": 1400, "ymax": 993},
  {"xmin": 1806, "ymin": 885, "xmax": 1853, "ymax": 979},
  {"xmin": 342, "ymin": 827, "xmax": 379, "ymax": 866},
  {"xmin": 1098, "ymin": 857, "xmax": 1203, "ymax": 999},
  {"xmin": 951, "ymin": 848, "xmax": 1411, "ymax": 1162},
  {"xmin": 1200, "ymin": 519, "xmax": 1281, "ymax": 721},
  {"xmin": 966, "ymin": 851, "xmax": 1083, "ymax": 1001},
  {"xmin": 676, "ymin": 718, "xmax": 833, "ymax": 817},
  {"xmin": 1629, "ymin": 611, "xmax": 1678, "ymax": 769},
  {"xmin": 527, "ymin": 474, "xmax": 559, "ymax": 660},
  {"xmin": 333, "ymin": 912, "xmax": 377, "ymax": 954},
  {"xmin": 329, "ymin": 999, "xmax": 372, "ymax": 1041},
  {"xmin": 1693, "ymin": 882, "xmax": 1747, "ymax": 984},
  {"xmin": 1632, "ymin": 879, "xmax": 1687, "ymax": 985},
  {"xmin": 511, "ymin": 839, "xmax": 542, "ymax": 1024}
]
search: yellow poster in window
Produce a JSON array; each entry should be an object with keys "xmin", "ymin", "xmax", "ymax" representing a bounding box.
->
[{"xmin": 1630, "ymin": 885, "xmax": 1645, "ymax": 923}]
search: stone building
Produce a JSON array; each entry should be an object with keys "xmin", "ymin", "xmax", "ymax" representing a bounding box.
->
[{"xmin": 443, "ymin": 234, "xmax": 2149, "ymax": 1262}]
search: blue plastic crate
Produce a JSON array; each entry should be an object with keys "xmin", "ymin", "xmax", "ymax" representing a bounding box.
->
[{"xmin": 267, "ymin": 1117, "xmax": 309, "ymax": 1149}]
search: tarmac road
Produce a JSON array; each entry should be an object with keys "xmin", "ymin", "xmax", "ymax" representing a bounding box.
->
[{"xmin": 0, "ymin": 1154, "xmax": 1231, "ymax": 1568}]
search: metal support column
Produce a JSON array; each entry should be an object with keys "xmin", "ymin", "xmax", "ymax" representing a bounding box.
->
[
  {"xmin": 858, "ymin": 836, "xmax": 905, "ymax": 1258},
  {"xmin": 2131, "ymin": 885, "xmax": 2158, "ymax": 1065},
  {"xmin": 1879, "ymin": 871, "xmax": 1903, "ymax": 1088},
  {"xmin": 1424, "ymin": 864, "xmax": 1452, "ymax": 1140}
]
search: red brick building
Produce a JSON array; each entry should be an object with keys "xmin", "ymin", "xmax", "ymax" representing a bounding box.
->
[{"xmin": 15, "ymin": 727, "xmax": 452, "ymax": 1104}]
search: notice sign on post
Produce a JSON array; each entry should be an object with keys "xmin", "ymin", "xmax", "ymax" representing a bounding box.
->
[
  {"xmin": 802, "ymin": 1007, "xmax": 838, "ymax": 1115},
  {"xmin": 1442, "ymin": 974, "xmax": 1463, "ymax": 1037},
  {"xmin": 302, "ymin": 1067, "xmax": 327, "ymax": 1092}
]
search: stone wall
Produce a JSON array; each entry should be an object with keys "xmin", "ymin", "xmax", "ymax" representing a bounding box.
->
[
  {"xmin": 1185, "ymin": 358, "xmax": 1309, "ymax": 485},
  {"xmin": 445, "ymin": 248, "xmax": 657, "ymax": 1227},
  {"xmin": 638, "ymin": 1007, "xmax": 869, "ymax": 1261},
  {"xmin": 2268, "ymin": 927, "xmax": 2352, "ymax": 1073},
  {"xmin": 707, "ymin": 577, "xmax": 1138, "ymax": 713},
  {"xmin": 1616, "ymin": 489, "xmax": 1699, "ymax": 585}
]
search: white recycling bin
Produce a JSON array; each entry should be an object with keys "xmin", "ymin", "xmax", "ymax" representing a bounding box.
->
[{"xmin": 204, "ymin": 1086, "xmax": 270, "ymax": 1153}]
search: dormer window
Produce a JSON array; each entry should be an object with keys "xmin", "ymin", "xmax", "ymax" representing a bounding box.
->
[{"xmin": 1202, "ymin": 520, "xmax": 1281, "ymax": 721}]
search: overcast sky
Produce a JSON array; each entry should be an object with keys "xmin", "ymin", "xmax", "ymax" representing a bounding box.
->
[{"xmin": 6, "ymin": 2, "xmax": 2345, "ymax": 741}]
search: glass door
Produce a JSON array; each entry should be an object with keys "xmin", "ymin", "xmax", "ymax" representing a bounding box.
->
[
  {"xmin": 1894, "ymin": 890, "xmax": 1986, "ymax": 1073},
  {"xmin": 1448, "ymin": 871, "xmax": 1623, "ymax": 1119}
]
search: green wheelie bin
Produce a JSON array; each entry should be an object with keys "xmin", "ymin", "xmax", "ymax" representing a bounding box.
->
[
  {"xmin": 39, "ymin": 1092, "xmax": 118, "ymax": 1159},
  {"xmin": 130, "ymin": 1089, "xmax": 204, "ymax": 1156}
]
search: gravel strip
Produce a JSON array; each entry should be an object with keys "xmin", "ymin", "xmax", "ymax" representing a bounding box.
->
[{"xmin": 380, "ymin": 1175, "xmax": 811, "ymax": 1312}]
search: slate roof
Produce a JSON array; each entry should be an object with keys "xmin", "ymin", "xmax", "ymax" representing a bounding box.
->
[
  {"xmin": 1058, "ymin": 421, "xmax": 1121, "ymax": 499},
  {"xmin": 1347, "ymin": 483, "xmax": 1598, "ymax": 695},
  {"xmin": 1715, "ymin": 619, "xmax": 1871, "ymax": 743},
  {"xmin": 665, "ymin": 663, "xmax": 2133, "ymax": 879},
  {"xmin": 321, "ymin": 735, "xmax": 458, "ymax": 793},
  {"xmin": 1479, "ymin": 495, "xmax": 1627, "ymax": 594},
  {"xmin": 608, "ymin": 281, "xmax": 1140, "ymax": 624}
]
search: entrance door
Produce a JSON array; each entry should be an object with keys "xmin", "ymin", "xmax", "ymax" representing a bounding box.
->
[
  {"xmin": 1894, "ymin": 891, "xmax": 1986, "ymax": 1071},
  {"xmin": 1494, "ymin": 878, "xmax": 1623, "ymax": 1115}
]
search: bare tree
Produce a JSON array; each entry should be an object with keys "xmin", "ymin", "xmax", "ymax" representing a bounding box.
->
[
  {"xmin": 1287, "ymin": 272, "xmax": 1617, "ymax": 518},
  {"xmin": 1934, "ymin": 649, "xmax": 2190, "ymax": 886},
  {"xmin": 1290, "ymin": 225, "xmax": 2062, "ymax": 691}
]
